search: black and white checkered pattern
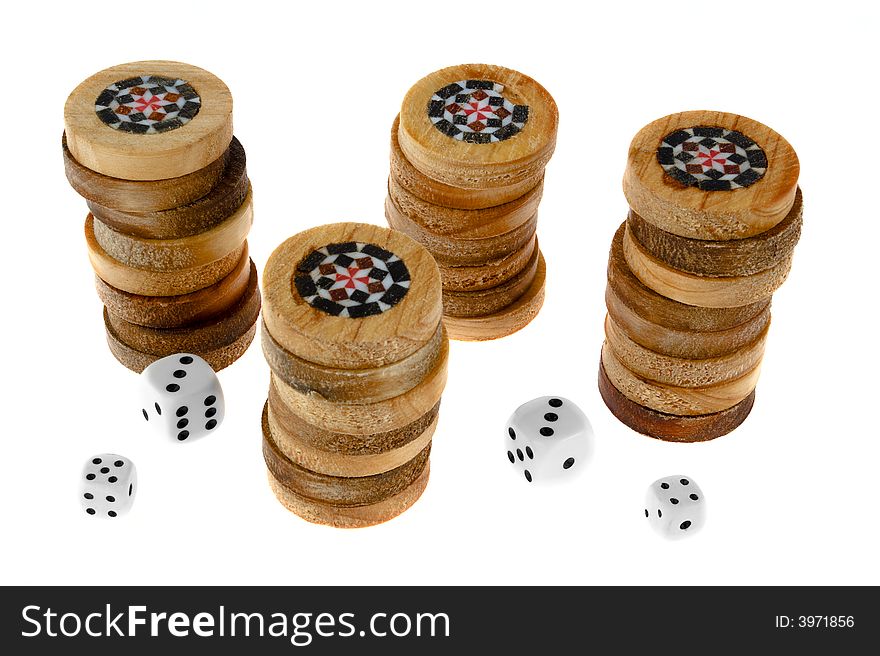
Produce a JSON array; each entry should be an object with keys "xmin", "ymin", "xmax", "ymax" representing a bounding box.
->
[
  {"xmin": 427, "ymin": 79, "xmax": 529, "ymax": 144},
  {"xmin": 94, "ymin": 75, "xmax": 201, "ymax": 135},
  {"xmin": 657, "ymin": 126, "xmax": 768, "ymax": 191},
  {"xmin": 294, "ymin": 242, "xmax": 411, "ymax": 318}
]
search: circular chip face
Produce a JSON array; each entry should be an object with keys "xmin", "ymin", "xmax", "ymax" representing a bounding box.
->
[
  {"xmin": 294, "ymin": 243, "xmax": 411, "ymax": 318},
  {"xmin": 64, "ymin": 60, "xmax": 233, "ymax": 180},
  {"xmin": 427, "ymin": 80, "xmax": 528, "ymax": 143},
  {"xmin": 622, "ymin": 110, "xmax": 799, "ymax": 240},
  {"xmin": 95, "ymin": 76, "xmax": 201, "ymax": 134},
  {"xmin": 262, "ymin": 223, "xmax": 442, "ymax": 369},
  {"xmin": 657, "ymin": 126, "xmax": 767, "ymax": 191}
]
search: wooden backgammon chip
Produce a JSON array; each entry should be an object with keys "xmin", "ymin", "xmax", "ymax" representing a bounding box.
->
[
  {"xmin": 84, "ymin": 137, "xmax": 249, "ymax": 239},
  {"xmin": 604, "ymin": 314, "xmax": 768, "ymax": 388},
  {"xmin": 390, "ymin": 115, "xmax": 538, "ymax": 209},
  {"xmin": 398, "ymin": 64, "xmax": 557, "ymax": 189},
  {"xmin": 385, "ymin": 195, "xmax": 538, "ymax": 266},
  {"xmin": 64, "ymin": 60, "xmax": 233, "ymax": 180},
  {"xmin": 438, "ymin": 235, "xmax": 537, "ymax": 292},
  {"xmin": 622, "ymin": 224, "xmax": 793, "ymax": 308},
  {"xmin": 605, "ymin": 283, "xmax": 772, "ymax": 360},
  {"xmin": 627, "ymin": 188, "xmax": 803, "ymax": 277},
  {"xmin": 262, "ymin": 222, "xmax": 442, "ymax": 369},
  {"xmin": 267, "ymin": 395, "xmax": 440, "ymax": 478},
  {"xmin": 598, "ymin": 361, "xmax": 756, "ymax": 443},
  {"xmin": 104, "ymin": 264, "xmax": 260, "ymax": 351},
  {"xmin": 260, "ymin": 222, "xmax": 447, "ymax": 527},
  {"xmin": 387, "ymin": 174, "xmax": 543, "ymax": 241},
  {"xmin": 268, "ymin": 390, "xmax": 441, "ymax": 463},
  {"xmin": 91, "ymin": 188, "xmax": 253, "ymax": 272},
  {"xmin": 262, "ymin": 406, "xmax": 431, "ymax": 505},
  {"xmin": 85, "ymin": 218, "xmax": 246, "ymax": 297},
  {"xmin": 267, "ymin": 336, "xmax": 448, "ymax": 435},
  {"xmin": 623, "ymin": 110, "xmax": 799, "ymax": 240},
  {"xmin": 601, "ymin": 342, "xmax": 760, "ymax": 416},
  {"xmin": 103, "ymin": 264, "xmax": 260, "ymax": 372},
  {"xmin": 62, "ymin": 133, "xmax": 229, "ymax": 212},
  {"xmin": 607, "ymin": 223, "xmax": 769, "ymax": 333},
  {"xmin": 442, "ymin": 245, "xmax": 540, "ymax": 318},
  {"xmin": 95, "ymin": 248, "xmax": 254, "ymax": 329},
  {"xmin": 443, "ymin": 252, "xmax": 546, "ymax": 342},
  {"xmin": 267, "ymin": 463, "xmax": 430, "ymax": 529},
  {"xmin": 262, "ymin": 321, "xmax": 447, "ymax": 405},
  {"xmin": 106, "ymin": 317, "xmax": 256, "ymax": 374},
  {"xmin": 601, "ymin": 111, "xmax": 801, "ymax": 440}
]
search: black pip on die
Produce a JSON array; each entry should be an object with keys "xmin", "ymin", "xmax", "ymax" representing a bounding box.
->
[
  {"xmin": 645, "ymin": 475, "xmax": 705, "ymax": 539},
  {"xmin": 505, "ymin": 397, "xmax": 593, "ymax": 483},
  {"xmin": 140, "ymin": 353, "xmax": 224, "ymax": 442},
  {"xmin": 80, "ymin": 454, "xmax": 136, "ymax": 518}
]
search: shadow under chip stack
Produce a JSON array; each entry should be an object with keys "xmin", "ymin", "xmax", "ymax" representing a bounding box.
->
[
  {"xmin": 387, "ymin": 64, "xmax": 558, "ymax": 341},
  {"xmin": 63, "ymin": 60, "xmax": 258, "ymax": 372},
  {"xmin": 599, "ymin": 111, "xmax": 802, "ymax": 441},
  {"xmin": 261, "ymin": 223, "xmax": 448, "ymax": 527}
]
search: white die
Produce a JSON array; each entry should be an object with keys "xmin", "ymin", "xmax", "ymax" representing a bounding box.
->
[
  {"xmin": 139, "ymin": 353, "xmax": 224, "ymax": 442},
  {"xmin": 505, "ymin": 396, "xmax": 593, "ymax": 484},
  {"xmin": 80, "ymin": 454, "xmax": 136, "ymax": 518},
  {"xmin": 645, "ymin": 475, "xmax": 705, "ymax": 539}
]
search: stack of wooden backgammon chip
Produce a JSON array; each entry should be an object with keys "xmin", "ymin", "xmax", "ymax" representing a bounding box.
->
[
  {"xmin": 63, "ymin": 61, "xmax": 258, "ymax": 372},
  {"xmin": 386, "ymin": 64, "xmax": 558, "ymax": 341},
  {"xmin": 261, "ymin": 223, "xmax": 448, "ymax": 527},
  {"xmin": 599, "ymin": 111, "xmax": 802, "ymax": 441}
]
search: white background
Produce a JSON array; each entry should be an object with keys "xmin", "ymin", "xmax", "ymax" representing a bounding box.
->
[{"xmin": 0, "ymin": 0, "xmax": 877, "ymax": 586}]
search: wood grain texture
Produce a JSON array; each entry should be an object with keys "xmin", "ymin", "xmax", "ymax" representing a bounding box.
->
[
  {"xmin": 269, "ymin": 337, "xmax": 448, "ymax": 434},
  {"xmin": 85, "ymin": 137, "xmax": 249, "ymax": 239},
  {"xmin": 64, "ymin": 60, "xmax": 233, "ymax": 180},
  {"xmin": 627, "ymin": 188, "xmax": 803, "ymax": 277},
  {"xmin": 263, "ymin": 406, "xmax": 430, "ymax": 506},
  {"xmin": 262, "ymin": 320, "xmax": 446, "ymax": 404},
  {"xmin": 398, "ymin": 64, "xmax": 557, "ymax": 189},
  {"xmin": 607, "ymin": 223, "xmax": 769, "ymax": 332},
  {"xmin": 601, "ymin": 343, "xmax": 760, "ymax": 415},
  {"xmin": 604, "ymin": 314, "xmax": 768, "ymax": 387},
  {"xmin": 92, "ymin": 188, "xmax": 252, "ymax": 271},
  {"xmin": 598, "ymin": 361, "xmax": 755, "ymax": 442},
  {"xmin": 386, "ymin": 194, "xmax": 538, "ymax": 266},
  {"xmin": 268, "ymin": 397, "xmax": 439, "ymax": 477},
  {"xmin": 87, "ymin": 216, "xmax": 245, "ymax": 296},
  {"xmin": 623, "ymin": 224, "xmax": 792, "ymax": 308},
  {"xmin": 390, "ymin": 115, "xmax": 540, "ymax": 209},
  {"xmin": 439, "ymin": 235, "xmax": 537, "ymax": 292},
  {"xmin": 442, "ymin": 244, "xmax": 539, "ymax": 317},
  {"xmin": 267, "ymin": 462, "xmax": 430, "ymax": 528},
  {"xmin": 444, "ymin": 251, "xmax": 545, "ymax": 341},
  {"xmin": 622, "ymin": 110, "xmax": 799, "ymax": 240},
  {"xmin": 388, "ymin": 174, "xmax": 542, "ymax": 239},
  {"xmin": 606, "ymin": 283, "xmax": 772, "ymax": 359},
  {"xmin": 104, "ymin": 265, "xmax": 260, "ymax": 360},
  {"xmin": 62, "ymin": 132, "xmax": 228, "ymax": 211},
  {"xmin": 262, "ymin": 223, "xmax": 442, "ymax": 369},
  {"xmin": 269, "ymin": 387, "xmax": 440, "ymax": 456},
  {"xmin": 106, "ymin": 313, "xmax": 255, "ymax": 373},
  {"xmin": 95, "ymin": 249, "xmax": 253, "ymax": 329}
]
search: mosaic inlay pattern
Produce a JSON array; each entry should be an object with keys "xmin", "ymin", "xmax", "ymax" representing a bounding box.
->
[{"xmin": 294, "ymin": 242, "xmax": 411, "ymax": 318}]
